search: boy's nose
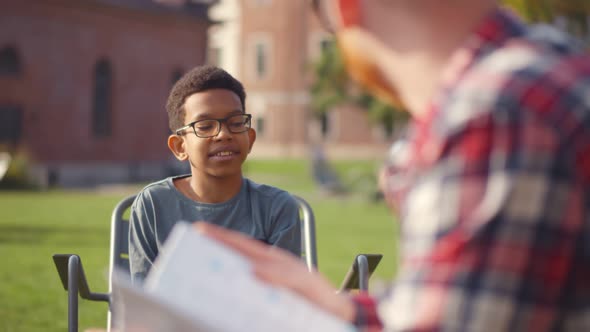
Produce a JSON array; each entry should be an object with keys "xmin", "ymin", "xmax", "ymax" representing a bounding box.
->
[{"xmin": 214, "ymin": 122, "xmax": 233, "ymax": 139}]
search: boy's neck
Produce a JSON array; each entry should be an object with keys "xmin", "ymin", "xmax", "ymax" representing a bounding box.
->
[{"xmin": 177, "ymin": 173, "xmax": 244, "ymax": 204}]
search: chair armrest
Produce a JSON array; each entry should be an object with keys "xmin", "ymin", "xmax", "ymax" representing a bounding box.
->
[
  {"xmin": 52, "ymin": 254, "xmax": 110, "ymax": 302},
  {"xmin": 338, "ymin": 254, "xmax": 383, "ymax": 293}
]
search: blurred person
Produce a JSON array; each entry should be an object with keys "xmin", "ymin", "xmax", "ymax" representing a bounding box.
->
[
  {"xmin": 197, "ymin": 0, "xmax": 590, "ymax": 331},
  {"xmin": 129, "ymin": 65, "xmax": 301, "ymax": 283}
]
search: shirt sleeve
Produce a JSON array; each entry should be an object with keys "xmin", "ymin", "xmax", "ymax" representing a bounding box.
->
[
  {"xmin": 266, "ymin": 192, "xmax": 302, "ymax": 257},
  {"xmin": 128, "ymin": 193, "xmax": 158, "ymax": 284},
  {"xmin": 352, "ymin": 294, "xmax": 383, "ymax": 331},
  {"xmin": 378, "ymin": 109, "xmax": 585, "ymax": 330}
]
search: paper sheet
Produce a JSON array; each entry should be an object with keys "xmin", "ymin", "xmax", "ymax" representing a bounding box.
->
[{"xmin": 112, "ymin": 222, "xmax": 356, "ymax": 332}]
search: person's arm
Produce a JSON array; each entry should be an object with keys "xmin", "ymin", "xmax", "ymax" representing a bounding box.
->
[
  {"xmin": 128, "ymin": 193, "xmax": 158, "ymax": 284},
  {"xmin": 196, "ymin": 222, "xmax": 358, "ymax": 323},
  {"xmin": 266, "ymin": 192, "xmax": 302, "ymax": 257}
]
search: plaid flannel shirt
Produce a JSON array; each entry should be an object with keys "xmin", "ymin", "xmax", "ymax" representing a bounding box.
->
[{"xmin": 356, "ymin": 8, "xmax": 590, "ymax": 332}]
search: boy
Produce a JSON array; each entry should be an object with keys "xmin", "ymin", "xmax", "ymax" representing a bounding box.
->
[{"xmin": 129, "ymin": 65, "xmax": 301, "ymax": 283}]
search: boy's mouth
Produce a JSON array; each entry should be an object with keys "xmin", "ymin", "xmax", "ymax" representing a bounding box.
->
[
  {"xmin": 208, "ymin": 148, "xmax": 241, "ymax": 160},
  {"xmin": 212, "ymin": 151, "xmax": 236, "ymax": 157}
]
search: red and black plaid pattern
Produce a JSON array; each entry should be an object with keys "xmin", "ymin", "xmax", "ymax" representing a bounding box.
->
[{"xmin": 370, "ymin": 8, "xmax": 590, "ymax": 332}]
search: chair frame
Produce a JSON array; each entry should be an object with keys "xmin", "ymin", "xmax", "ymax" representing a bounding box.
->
[
  {"xmin": 53, "ymin": 194, "xmax": 377, "ymax": 332},
  {"xmin": 53, "ymin": 194, "xmax": 136, "ymax": 332}
]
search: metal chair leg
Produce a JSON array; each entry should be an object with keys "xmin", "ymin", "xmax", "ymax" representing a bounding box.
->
[
  {"xmin": 357, "ymin": 255, "xmax": 369, "ymax": 292},
  {"xmin": 68, "ymin": 255, "xmax": 79, "ymax": 332}
]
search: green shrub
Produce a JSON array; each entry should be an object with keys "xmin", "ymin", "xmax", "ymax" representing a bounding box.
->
[{"xmin": 0, "ymin": 151, "xmax": 36, "ymax": 190}]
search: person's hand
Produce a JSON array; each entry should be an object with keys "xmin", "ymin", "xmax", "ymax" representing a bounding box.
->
[{"xmin": 194, "ymin": 222, "xmax": 356, "ymax": 323}]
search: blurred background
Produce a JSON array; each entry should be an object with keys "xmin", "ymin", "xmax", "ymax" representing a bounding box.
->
[{"xmin": 1, "ymin": 0, "xmax": 589, "ymax": 331}]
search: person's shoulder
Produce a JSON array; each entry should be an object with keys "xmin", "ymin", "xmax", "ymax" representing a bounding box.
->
[
  {"xmin": 135, "ymin": 175, "xmax": 187, "ymax": 201},
  {"xmin": 481, "ymin": 22, "xmax": 587, "ymax": 79},
  {"xmin": 137, "ymin": 178, "xmax": 171, "ymax": 194},
  {"xmin": 447, "ymin": 27, "xmax": 590, "ymax": 127}
]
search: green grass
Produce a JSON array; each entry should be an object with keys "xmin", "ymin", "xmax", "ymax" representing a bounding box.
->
[
  {"xmin": 0, "ymin": 191, "xmax": 125, "ymax": 332},
  {"xmin": 0, "ymin": 159, "xmax": 397, "ymax": 331}
]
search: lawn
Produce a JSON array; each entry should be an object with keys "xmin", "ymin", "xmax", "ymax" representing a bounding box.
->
[{"xmin": 0, "ymin": 159, "xmax": 398, "ymax": 331}]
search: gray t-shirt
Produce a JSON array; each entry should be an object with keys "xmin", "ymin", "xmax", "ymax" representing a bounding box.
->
[{"xmin": 129, "ymin": 175, "xmax": 301, "ymax": 283}]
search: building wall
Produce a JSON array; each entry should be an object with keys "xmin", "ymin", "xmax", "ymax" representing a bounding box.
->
[
  {"xmin": 208, "ymin": 0, "xmax": 240, "ymax": 77},
  {"xmin": 0, "ymin": 0, "xmax": 212, "ymax": 186},
  {"xmin": 238, "ymin": 0, "xmax": 309, "ymax": 153},
  {"xmin": 234, "ymin": 0, "xmax": 392, "ymax": 159}
]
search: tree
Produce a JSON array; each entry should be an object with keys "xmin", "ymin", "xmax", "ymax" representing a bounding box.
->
[
  {"xmin": 309, "ymin": 40, "xmax": 350, "ymax": 116},
  {"xmin": 309, "ymin": 40, "xmax": 408, "ymax": 138}
]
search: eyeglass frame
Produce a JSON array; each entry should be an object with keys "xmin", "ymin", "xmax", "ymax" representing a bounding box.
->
[{"xmin": 175, "ymin": 113, "xmax": 253, "ymax": 138}]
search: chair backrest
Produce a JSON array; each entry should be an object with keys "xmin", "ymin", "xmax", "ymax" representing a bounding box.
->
[
  {"xmin": 106, "ymin": 193, "xmax": 319, "ymax": 283},
  {"xmin": 292, "ymin": 195, "xmax": 318, "ymax": 271},
  {"xmin": 108, "ymin": 194, "xmax": 136, "ymax": 290}
]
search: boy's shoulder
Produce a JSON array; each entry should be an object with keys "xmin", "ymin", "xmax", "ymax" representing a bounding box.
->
[
  {"xmin": 242, "ymin": 178, "xmax": 295, "ymax": 202},
  {"xmin": 136, "ymin": 175, "xmax": 188, "ymax": 200}
]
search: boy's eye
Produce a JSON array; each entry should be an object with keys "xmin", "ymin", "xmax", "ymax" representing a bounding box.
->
[
  {"xmin": 195, "ymin": 121, "xmax": 215, "ymax": 132},
  {"xmin": 228, "ymin": 120, "xmax": 245, "ymax": 128}
]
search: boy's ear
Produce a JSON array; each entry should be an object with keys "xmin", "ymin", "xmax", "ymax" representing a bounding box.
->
[
  {"xmin": 168, "ymin": 134, "xmax": 188, "ymax": 161},
  {"xmin": 247, "ymin": 128, "xmax": 256, "ymax": 153}
]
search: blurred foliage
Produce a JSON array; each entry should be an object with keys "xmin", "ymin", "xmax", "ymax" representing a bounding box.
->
[
  {"xmin": 309, "ymin": 40, "xmax": 409, "ymax": 136},
  {"xmin": 0, "ymin": 150, "xmax": 36, "ymax": 190},
  {"xmin": 309, "ymin": 40, "xmax": 350, "ymax": 116}
]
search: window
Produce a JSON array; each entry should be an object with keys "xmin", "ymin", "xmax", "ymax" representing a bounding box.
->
[
  {"xmin": 92, "ymin": 59, "xmax": 113, "ymax": 138},
  {"xmin": 0, "ymin": 46, "xmax": 21, "ymax": 76},
  {"xmin": 207, "ymin": 47, "xmax": 222, "ymax": 66},
  {"xmin": 255, "ymin": 41, "xmax": 267, "ymax": 78},
  {"xmin": 248, "ymin": 35, "xmax": 272, "ymax": 80},
  {"xmin": 256, "ymin": 117, "xmax": 265, "ymax": 136},
  {"xmin": 0, "ymin": 105, "xmax": 23, "ymax": 145}
]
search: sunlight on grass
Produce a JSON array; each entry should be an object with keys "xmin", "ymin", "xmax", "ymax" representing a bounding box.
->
[{"xmin": 0, "ymin": 159, "xmax": 398, "ymax": 331}]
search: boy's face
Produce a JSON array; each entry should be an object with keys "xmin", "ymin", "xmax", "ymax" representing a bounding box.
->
[{"xmin": 168, "ymin": 89, "xmax": 255, "ymax": 179}]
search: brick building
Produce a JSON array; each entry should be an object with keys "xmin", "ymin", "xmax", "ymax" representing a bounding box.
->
[
  {"xmin": 208, "ymin": 0, "xmax": 395, "ymax": 160},
  {"xmin": 0, "ymin": 0, "xmax": 215, "ymax": 187}
]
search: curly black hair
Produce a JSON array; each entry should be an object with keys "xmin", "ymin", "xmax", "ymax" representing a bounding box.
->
[{"xmin": 166, "ymin": 65, "xmax": 246, "ymax": 132}]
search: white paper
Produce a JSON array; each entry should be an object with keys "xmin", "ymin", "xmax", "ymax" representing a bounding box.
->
[
  {"xmin": 112, "ymin": 222, "xmax": 356, "ymax": 332},
  {"xmin": 112, "ymin": 274, "xmax": 222, "ymax": 332}
]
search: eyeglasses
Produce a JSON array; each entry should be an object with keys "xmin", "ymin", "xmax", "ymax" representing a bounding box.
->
[{"xmin": 175, "ymin": 114, "xmax": 252, "ymax": 138}]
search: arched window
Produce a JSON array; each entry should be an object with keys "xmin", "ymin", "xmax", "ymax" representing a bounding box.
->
[
  {"xmin": 255, "ymin": 42, "xmax": 268, "ymax": 78},
  {"xmin": 0, "ymin": 46, "xmax": 22, "ymax": 76},
  {"xmin": 92, "ymin": 59, "xmax": 113, "ymax": 137},
  {"xmin": 256, "ymin": 116, "xmax": 265, "ymax": 137}
]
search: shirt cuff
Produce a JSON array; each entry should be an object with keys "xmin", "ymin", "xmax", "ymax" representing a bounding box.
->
[{"xmin": 352, "ymin": 293, "xmax": 383, "ymax": 331}]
